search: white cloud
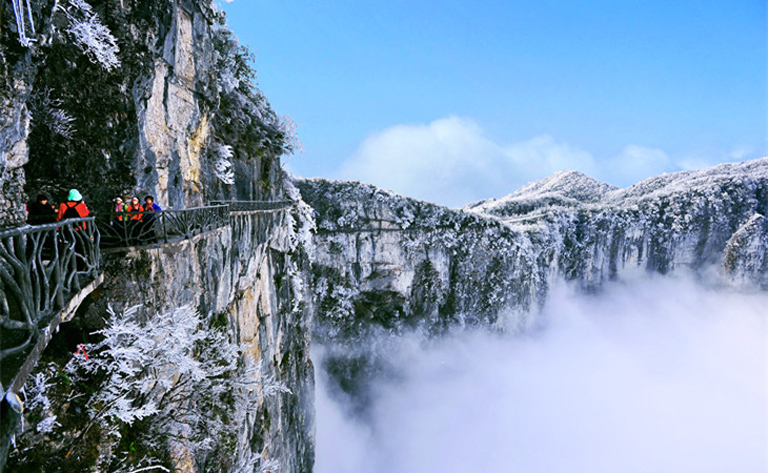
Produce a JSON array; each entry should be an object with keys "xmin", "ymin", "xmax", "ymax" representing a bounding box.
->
[
  {"xmin": 336, "ymin": 117, "xmax": 503, "ymax": 207},
  {"xmin": 334, "ymin": 117, "xmax": 758, "ymax": 207},
  {"xmin": 314, "ymin": 276, "xmax": 768, "ymax": 473},
  {"xmin": 605, "ymin": 144, "xmax": 676, "ymax": 187},
  {"xmin": 336, "ymin": 116, "xmax": 599, "ymax": 207}
]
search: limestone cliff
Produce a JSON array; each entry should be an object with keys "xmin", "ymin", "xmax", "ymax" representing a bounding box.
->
[
  {"xmin": 0, "ymin": 0, "xmax": 292, "ymax": 225},
  {"xmin": 296, "ymin": 158, "xmax": 768, "ymax": 412},
  {"xmin": 300, "ymin": 158, "xmax": 768, "ymax": 343},
  {"xmin": 2, "ymin": 1, "xmax": 311, "ymax": 472}
]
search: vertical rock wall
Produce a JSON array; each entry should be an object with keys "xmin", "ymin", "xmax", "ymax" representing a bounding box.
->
[
  {"xmin": 0, "ymin": 1, "xmax": 36, "ymax": 228},
  {"xmin": 135, "ymin": 2, "xmax": 212, "ymax": 208},
  {"xmin": 0, "ymin": 90, "xmax": 31, "ymax": 228},
  {"xmin": 74, "ymin": 206, "xmax": 314, "ymax": 471}
]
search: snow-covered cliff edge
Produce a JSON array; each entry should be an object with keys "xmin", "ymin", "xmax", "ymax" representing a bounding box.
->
[
  {"xmin": 297, "ymin": 158, "xmax": 768, "ymax": 413},
  {"xmin": 300, "ymin": 158, "xmax": 768, "ymax": 344}
]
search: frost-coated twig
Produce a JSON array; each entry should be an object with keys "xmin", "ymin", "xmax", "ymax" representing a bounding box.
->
[{"xmin": 123, "ymin": 466, "xmax": 170, "ymax": 473}]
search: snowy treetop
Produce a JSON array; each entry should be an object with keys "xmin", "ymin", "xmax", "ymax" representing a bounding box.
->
[
  {"xmin": 465, "ymin": 157, "xmax": 768, "ymax": 222},
  {"xmin": 606, "ymin": 157, "xmax": 768, "ymax": 204}
]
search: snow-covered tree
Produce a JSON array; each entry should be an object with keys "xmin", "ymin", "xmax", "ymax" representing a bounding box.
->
[
  {"xmin": 213, "ymin": 143, "xmax": 236, "ymax": 185},
  {"xmin": 13, "ymin": 304, "xmax": 289, "ymax": 471},
  {"xmin": 59, "ymin": 0, "xmax": 121, "ymax": 70},
  {"xmin": 29, "ymin": 88, "xmax": 76, "ymax": 139}
]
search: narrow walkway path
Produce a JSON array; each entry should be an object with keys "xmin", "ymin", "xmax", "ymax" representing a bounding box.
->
[{"xmin": 0, "ymin": 200, "xmax": 295, "ymax": 471}]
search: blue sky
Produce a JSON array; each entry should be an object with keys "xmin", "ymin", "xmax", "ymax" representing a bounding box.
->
[{"xmin": 220, "ymin": 0, "xmax": 766, "ymax": 207}]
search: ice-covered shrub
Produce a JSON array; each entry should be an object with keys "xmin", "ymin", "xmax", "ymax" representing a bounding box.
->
[
  {"xmin": 59, "ymin": 0, "xmax": 121, "ymax": 70},
  {"xmin": 212, "ymin": 143, "xmax": 235, "ymax": 185},
  {"xmin": 29, "ymin": 88, "xmax": 76, "ymax": 139}
]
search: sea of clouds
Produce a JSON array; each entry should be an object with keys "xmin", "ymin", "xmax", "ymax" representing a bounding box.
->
[{"xmin": 314, "ymin": 275, "xmax": 767, "ymax": 473}]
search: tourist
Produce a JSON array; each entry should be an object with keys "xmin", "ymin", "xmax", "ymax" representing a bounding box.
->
[
  {"xmin": 126, "ymin": 197, "xmax": 144, "ymax": 244},
  {"xmin": 143, "ymin": 195, "xmax": 161, "ymax": 213},
  {"xmin": 114, "ymin": 197, "xmax": 126, "ymax": 213},
  {"xmin": 56, "ymin": 189, "xmax": 89, "ymax": 229},
  {"xmin": 126, "ymin": 197, "xmax": 144, "ymax": 220},
  {"xmin": 27, "ymin": 194, "xmax": 57, "ymax": 225},
  {"xmin": 142, "ymin": 195, "xmax": 161, "ymax": 243}
]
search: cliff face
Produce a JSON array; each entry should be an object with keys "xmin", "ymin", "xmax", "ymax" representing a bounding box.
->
[
  {"xmin": 94, "ymin": 204, "xmax": 314, "ymax": 471},
  {"xmin": 300, "ymin": 158, "xmax": 768, "ymax": 343},
  {"xmin": 0, "ymin": 0, "xmax": 290, "ymax": 224},
  {"xmin": 297, "ymin": 158, "xmax": 768, "ymax": 412},
  {"xmin": 7, "ymin": 199, "xmax": 315, "ymax": 472},
  {"xmin": 2, "ymin": 1, "xmax": 311, "ymax": 472}
]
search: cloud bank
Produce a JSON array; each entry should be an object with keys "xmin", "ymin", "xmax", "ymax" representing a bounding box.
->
[
  {"xmin": 334, "ymin": 117, "xmax": 749, "ymax": 207},
  {"xmin": 314, "ymin": 276, "xmax": 767, "ymax": 473}
]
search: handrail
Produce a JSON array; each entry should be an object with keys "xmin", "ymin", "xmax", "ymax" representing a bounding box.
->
[
  {"xmin": 210, "ymin": 200, "xmax": 293, "ymax": 212},
  {"xmin": 97, "ymin": 205, "xmax": 230, "ymax": 248},
  {"xmin": 0, "ymin": 217, "xmax": 100, "ymax": 388}
]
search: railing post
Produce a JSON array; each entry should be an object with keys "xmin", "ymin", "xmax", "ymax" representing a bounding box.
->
[{"xmin": 162, "ymin": 211, "xmax": 168, "ymax": 243}]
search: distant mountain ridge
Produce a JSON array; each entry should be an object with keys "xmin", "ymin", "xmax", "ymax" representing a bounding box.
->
[
  {"xmin": 466, "ymin": 158, "xmax": 768, "ymax": 223},
  {"xmin": 298, "ymin": 157, "xmax": 768, "ymax": 340},
  {"xmin": 297, "ymin": 157, "xmax": 768, "ymax": 416}
]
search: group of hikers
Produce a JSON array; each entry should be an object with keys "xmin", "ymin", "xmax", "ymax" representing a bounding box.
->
[
  {"xmin": 25, "ymin": 189, "xmax": 90, "ymax": 226},
  {"xmin": 112, "ymin": 195, "xmax": 162, "ymax": 220},
  {"xmin": 26, "ymin": 190, "xmax": 163, "ymax": 245}
]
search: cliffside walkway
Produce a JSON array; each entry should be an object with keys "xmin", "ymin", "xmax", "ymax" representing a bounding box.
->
[
  {"xmin": 99, "ymin": 201, "xmax": 293, "ymax": 249},
  {"xmin": 0, "ymin": 200, "xmax": 294, "ymax": 468},
  {"xmin": 0, "ymin": 218, "xmax": 102, "ymax": 397},
  {"xmin": 0, "ymin": 201, "xmax": 292, "ymax": 385}
]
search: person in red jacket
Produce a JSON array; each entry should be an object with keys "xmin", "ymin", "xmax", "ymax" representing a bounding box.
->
[
  {"xmin": 126, "ymin": 197, "xmax": 145, "ymax": 244},
  {"xmin": 56, "ymin": 189, "xmax": 90, "ymax": 269},
  {"xmin": 57, "ymin": 189, "xmax": 90, "ymax": 229},
  {"xmin": 126, "ymin": 197, "xmax": 144, "ymax": 220}
]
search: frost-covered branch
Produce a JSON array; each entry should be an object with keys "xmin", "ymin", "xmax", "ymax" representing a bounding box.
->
[
  {"xmin": 59, "ymin": 0, "xmax": 120, "ymax": 70},
  {"xmin": 29, "ymin": 88, "xmax": 76, "ymax": 139},
  {"xmin": 212, "ymin": 142, "xmax": 235, "ymax": 185},
  {"xmin": 56, "ymin": 304, "xmax": 288, "ymax": 466}
]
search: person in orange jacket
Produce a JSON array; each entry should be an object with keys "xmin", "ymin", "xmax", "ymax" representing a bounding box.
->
[
  {"xmin": 126, "ymin": 197, "xmax": 145, "ymax": 244},
  {"xmin": 126, "ymin": 196, "xmax": 144, "ymax": 220},
  {"xmin": 56, "ymin": 189, "xmax": 90, "ymax": 268}
]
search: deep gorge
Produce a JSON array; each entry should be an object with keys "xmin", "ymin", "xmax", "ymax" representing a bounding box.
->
[{"xmin": 0, "ymin": 1, "xmax": 765, "ymax": 472}]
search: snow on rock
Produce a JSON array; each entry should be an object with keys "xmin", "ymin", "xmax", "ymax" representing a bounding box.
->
[
  {"xmin": 296, "ymin": 157, "xmax": 768, "ymax": 418},
  {"xmin": 723, "ymin": 213, "xmax": 768, "ymax": 289},
  {"xmin": 297, "ymin": 157, "xmax": 768, "ymax": 344},
  {"xmin": 465, "ymin": 170, "xmax": 618, "ymax": 218}
]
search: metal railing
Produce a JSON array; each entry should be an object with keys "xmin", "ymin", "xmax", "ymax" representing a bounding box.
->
[
  {"xmin": 0, "ymin": 218, "xmax": 100, "ymax": 386},
  {"xmin": 211, "ymin": 200, "xmax": 293, "ymax": 212},
  {"xmin": 97, "ymin": 205, "xmax": 230, "ymax": 248}
]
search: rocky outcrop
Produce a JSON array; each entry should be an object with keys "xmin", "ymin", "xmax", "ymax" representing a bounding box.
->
[
  {"xmin": 723, "ymin": 213, "xmax": 768, "ymax": 289},
  {"xmin": 297, "ymin": 159, "xmax": 768, "ymax": 413},
  {"xmin": 0, "ymin": 3, "xmax": 36, "ymax": 228},
  {"xmin": 2, "ymin": 1, "xmax": 308, "ymax": 471},
  {"xmin": 95, "ymin": 207, "xmax": 314, "ymax": 471}
]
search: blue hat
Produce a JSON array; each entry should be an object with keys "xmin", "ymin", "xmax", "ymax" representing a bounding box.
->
[{"xmin": 68, "ymin": 189, "xmax": 83, "ymax": 201}]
